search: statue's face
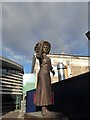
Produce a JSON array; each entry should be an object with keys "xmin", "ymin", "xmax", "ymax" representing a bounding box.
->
[{"xmin": 43, "ymin": 44, "xmax": 50, "ymax": 54}]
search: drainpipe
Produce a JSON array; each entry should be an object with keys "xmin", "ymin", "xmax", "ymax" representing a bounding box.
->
[{"xmin": 57, "ymin": 62, "xmax": 66, "ymax": 81}]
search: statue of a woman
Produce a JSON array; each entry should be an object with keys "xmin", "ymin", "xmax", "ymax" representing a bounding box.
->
[{"xmin": 34, "ymin": 40, "xmax": 55, "ymax": 116}]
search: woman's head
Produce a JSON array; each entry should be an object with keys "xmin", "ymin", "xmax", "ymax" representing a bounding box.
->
[
  {"xmin": 42, "ymin": 41, "xmax": 51, "ymax": 54},
  {"xmin": 34, "ymin": 40, "xmax": 51, "ymax": 54}
]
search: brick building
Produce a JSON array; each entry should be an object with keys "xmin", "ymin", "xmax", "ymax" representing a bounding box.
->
[{"xmin": 31, "ymin": 54, "xmax": 90, "ymax": 86}]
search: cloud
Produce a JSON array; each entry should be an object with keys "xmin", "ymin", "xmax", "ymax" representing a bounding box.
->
[
  {"xmin": 3, "ymin": 47, "xmax": 31, "ymax": 63},
  {"xmin": 2, "ymin": 2, "xmax": 89, "ymax": 72}
]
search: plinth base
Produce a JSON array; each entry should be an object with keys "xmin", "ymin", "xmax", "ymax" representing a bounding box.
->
[{"xmin": 24, "ymin": 111, "xmax": 69, "ymax": 120}]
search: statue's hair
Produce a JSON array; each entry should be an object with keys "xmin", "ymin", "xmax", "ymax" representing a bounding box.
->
[
  {"xmin": 43, "ymin": 41, "xmax": 51, "ymax": 53},
  {"xmin": 34, "ymin": 40, "xmax": 51, "ymax": 54}
]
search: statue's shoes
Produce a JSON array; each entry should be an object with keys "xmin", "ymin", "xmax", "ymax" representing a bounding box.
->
[
  {"xmin": 41, "ymin": 110, "xmax": 51, "ymax": 117},
  {"xmin": 41, "ymin": 111, "xmax": 47, "ymax": 116}
]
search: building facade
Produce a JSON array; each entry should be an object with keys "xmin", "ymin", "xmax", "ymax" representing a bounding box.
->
[
  {"xmin": 31, "ymin": 54, "xmax": 90, "ymax": 86},
  {"xmin": 0, "ymin": 56, "xmax": 24, "ymax": 113}
]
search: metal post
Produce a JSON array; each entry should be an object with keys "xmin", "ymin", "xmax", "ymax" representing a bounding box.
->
[{"xmin": 57, "ymin": 62, "xmax": 66, "ymax": 81}]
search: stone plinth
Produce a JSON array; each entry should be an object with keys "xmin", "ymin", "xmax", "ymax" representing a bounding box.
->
[{"xmin": 24, "ymin": 111, "xmax": 69, "ymax": 120}]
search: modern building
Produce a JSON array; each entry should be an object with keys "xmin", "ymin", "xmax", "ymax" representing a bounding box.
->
[
  {"xmin": 0, "ymin": 56, "xmax": 24, "ymax": 113},
  {"xmin": 31, "ymin": 53, "xmax": 90, "ymax": 86}
]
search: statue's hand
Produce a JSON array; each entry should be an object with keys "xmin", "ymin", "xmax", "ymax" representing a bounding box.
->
[{"xmin": 52, "ymin": 70, "xmax": 55, "ymax": 76}]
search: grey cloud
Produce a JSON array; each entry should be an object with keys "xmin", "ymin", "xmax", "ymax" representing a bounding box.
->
[{"xmin": 2, "ymin": 2, "xmax": 88, "ymax": 66}]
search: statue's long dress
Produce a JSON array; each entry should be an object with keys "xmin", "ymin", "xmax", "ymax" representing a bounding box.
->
[{"xmin": 35, "ymin": 54, "xmax": 52, "ymax": 106}]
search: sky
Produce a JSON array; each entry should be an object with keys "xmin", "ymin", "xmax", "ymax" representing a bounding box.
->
[
  {"xmin": 23, "ymin": 73, "xmax": 36, "ymax": 85},
  {"xmin": 1, "ymin": 1, "xmax": 90, "ymax": 73}
]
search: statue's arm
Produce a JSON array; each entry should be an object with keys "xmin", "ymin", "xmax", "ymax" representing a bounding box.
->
[{"xmin": 36, "ymin": 53, "xmax": 43, "ymax": 59}]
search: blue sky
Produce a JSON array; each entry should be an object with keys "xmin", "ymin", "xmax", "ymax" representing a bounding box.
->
[{"xmin": 1, "ymin": 1, "xmax": 89, "ymax": 73}]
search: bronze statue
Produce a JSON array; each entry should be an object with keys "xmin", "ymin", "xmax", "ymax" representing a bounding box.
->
[{"xmin": 34, "ymin": 40, "xmax": 55, "ymax": 116}]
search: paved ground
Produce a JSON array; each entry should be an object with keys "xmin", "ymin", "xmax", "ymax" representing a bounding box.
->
[
  {"xmin": 0, "ymin": 110, "xmax": 69, "ymax": 120},
  {"xmin": 0, "ymin": 99, "xmax": 26, "ymax": 120},
  {"xmin": 0, "ymin": 109, "xmax": 25, "ymax": 120}
]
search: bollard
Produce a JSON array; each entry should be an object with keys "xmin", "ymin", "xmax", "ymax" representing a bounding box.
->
[{"xmin": 57, "ymin": 62, "xmax": 66, "ymax": 81}]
